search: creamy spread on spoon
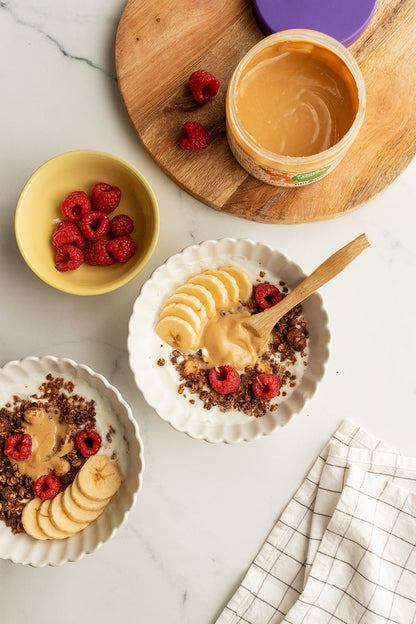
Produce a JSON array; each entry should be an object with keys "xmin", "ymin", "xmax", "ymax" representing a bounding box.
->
[{"xmin": 197, "ymin": 310, "xmax": 267, "ymax": 370}]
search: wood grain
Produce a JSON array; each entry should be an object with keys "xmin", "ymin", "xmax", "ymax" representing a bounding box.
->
[{"xmin": 115, "ymin": 0, "xmax": 416, "ymax": 224}]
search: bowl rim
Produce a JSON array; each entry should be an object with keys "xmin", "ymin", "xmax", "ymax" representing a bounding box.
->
[
  {"xmin": 0, "ymin": 354, "xmax": 145, "ymax": 566},
  {"xmin": 14, "ymin": 149, "xmax": 160, "ymax": 296},
  {"xmin": 127, "ymin": 237, "xmax": 331, "ymax": 443}
]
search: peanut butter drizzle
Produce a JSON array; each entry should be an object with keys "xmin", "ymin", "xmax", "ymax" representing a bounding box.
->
[
  {"xmin": 236, "ymin": 40, "xmax": 358, "ymax": 157},
  {"xmin": 12, "ymin": 407, "xmax": 73, "ymax": 480},
  {"xmin": 197, "ymin": 310, "xmax": 266, "ymax": 370}
]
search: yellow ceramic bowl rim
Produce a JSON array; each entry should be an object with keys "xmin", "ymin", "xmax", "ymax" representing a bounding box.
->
[{"xmin": 15, "ymin": 150, "xmax": 160, "ymax": 295}]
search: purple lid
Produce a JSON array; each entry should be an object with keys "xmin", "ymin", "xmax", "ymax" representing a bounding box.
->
[{"xmin": 253, "ymin": 0, "xmax": 378, "ymax": 47}]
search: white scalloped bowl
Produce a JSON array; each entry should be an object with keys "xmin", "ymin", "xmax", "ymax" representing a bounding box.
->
[
  {"xmin": 128, "ymin": 238, "xmax": 330, "ymax": 443},
  {"xmin": 0, "ymin": 356, "xmax": 144, "ymax": 567}
]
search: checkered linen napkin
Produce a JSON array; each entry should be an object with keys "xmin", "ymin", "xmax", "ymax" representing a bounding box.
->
[{"xmin": 214, "ymin": 421, "xmax": 416, "ymax": 624}]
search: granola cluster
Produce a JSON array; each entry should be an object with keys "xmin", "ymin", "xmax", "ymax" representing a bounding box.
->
[{"xmin": 0, "ymin": 374, "xmax": 97, "ymax": 534}]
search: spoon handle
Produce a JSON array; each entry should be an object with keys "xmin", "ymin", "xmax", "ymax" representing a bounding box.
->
[{"xmin": 248, "ymin": 233, "xmax": 371, "ymax": 337}]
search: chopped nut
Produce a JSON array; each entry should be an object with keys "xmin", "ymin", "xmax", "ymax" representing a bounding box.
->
[
  {"xmin": 23, "ymin": 407, "xmax": 43, "ymax": 423},
  {"xmin": 54, "ymin": 459, "xmax": 71, "ymax": 477},
  {"xmin": 255, "ymin": 360, "xmax": 272, "ymax": 374},
  {"xmin": 183, "ymin": 359, "xmax": 200, "ymax": 376}
]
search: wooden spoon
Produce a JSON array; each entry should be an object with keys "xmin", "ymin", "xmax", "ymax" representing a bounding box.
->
[{"xmin": 243, "ymin": 233, "xmax": 371, "ymax": 344}]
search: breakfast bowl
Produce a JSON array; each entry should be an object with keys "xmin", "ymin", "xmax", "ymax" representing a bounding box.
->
[
  {"xmin": 128, "ymin": 238, "xmax": 330, "ymax": 443},
  {"xmin": 0, "ymin": 355, "xmax": 144, "ymax": 567},
  {"xmin": 15, "ymin": 150, "xmax": 159, "ymax": 295}
]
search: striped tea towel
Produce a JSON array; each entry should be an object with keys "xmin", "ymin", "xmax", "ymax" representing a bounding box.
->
[{"xmin": 214, "ymin": 420, "xmax": 416, "ymax": 624}]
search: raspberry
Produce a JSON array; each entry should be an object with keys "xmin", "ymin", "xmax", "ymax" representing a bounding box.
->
[
  {"xmin": 179, "ymin": 121, "xmax": 210, "ymax": 150},
  {"xmin": 208, "ymin": 366, "xmax": 240, "ymax": 395},
  {"xmin": 109, "ymin": 214, "xmax": 134, "ymax": 238},
  {"xmin": 91, "ymin": 182, "xmax": 121, "ymax": 214},
  {"xmin": 55, "ymin": 244, "xmax": 84, "ymax": 272},
  {"xmin": 33, "ymin": 474, "xmax": 62, "ymax": 500},
  {"xmin": 252, "ymin": 374, "xmax": 280, "ymax": 400},
  {"xmin": 84, "ymin": 239, "xmax": 115, "ymax": 266},
  {"xmin": 80, "ymin": 210, "xmax": 109, "ymax": 241},
  {"xmin": 4, "ymin": 433, "xmax": 32, "ymax": 461},
  {"xmin": 107, "ymin": 235, "xmax": 136, "ymax": 262},
  {"xmin": 52, "ymin": 221, "xmax": 84, "ymax": 248},
  {"xmin": 255, "ymin": 283, "xmax": 282, "ymax": 309},
  {"xmin": 75, "ymin": 430, "xmax": 102, "ymax": 457},
  {"xmin": 189, "ymin": 69, "xmax": 220, "ymax": 103},
  {"xmin": 61, "ymin": 191, "xmax": 91, "ymax": 222}
]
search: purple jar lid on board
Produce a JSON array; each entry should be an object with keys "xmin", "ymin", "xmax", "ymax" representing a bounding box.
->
[{"xmin": 253, "ymin": 0, "xmax": 378, "ymax": 47}]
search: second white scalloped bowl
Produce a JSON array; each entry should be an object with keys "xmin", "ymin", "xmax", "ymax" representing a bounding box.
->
[
  {"xmin": 128, "ymin": 238, "xmax": 330, "ymax": 443},
  {"xmin": 0, "ymin": 356, "xmax": 144, "ymax": 567}
]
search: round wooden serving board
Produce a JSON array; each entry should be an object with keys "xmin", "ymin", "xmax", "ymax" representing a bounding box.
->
[{"xmin": 115, "ymin": 0, "xmax": 416, "ymax": 224}]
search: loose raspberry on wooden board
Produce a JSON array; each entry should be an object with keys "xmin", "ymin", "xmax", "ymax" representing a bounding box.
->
[
  {"xmin": 179, "ymin": 121, "xmax": 210, "ymax": 150},
  {"xmin": 189, "ymin": 69, "xmax": 220, "ymax": 103}
]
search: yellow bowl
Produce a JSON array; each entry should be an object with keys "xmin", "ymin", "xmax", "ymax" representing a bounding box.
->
[{"xmin": 15, "ymin": 150, "xmax": 159, "ymax": 295}]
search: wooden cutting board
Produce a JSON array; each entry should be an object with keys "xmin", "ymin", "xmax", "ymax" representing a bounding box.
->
[{"xmin": 115, "ymin": 0, "xmax": 416, "ymax": 224}]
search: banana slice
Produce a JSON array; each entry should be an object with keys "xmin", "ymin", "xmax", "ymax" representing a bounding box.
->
[
  {"xmin": 221, "ymin": 266, "xmax": 253, "ymax": 302},
  {"xmin": 176, "ymin": 284, "xmax": 216, "ymax": 319},
  {"xmin": 188, "ymin": 274, "xmax": 229, "ymax": 308},
  {"xmin": 37, "ymin": 499, "xmax": 71, "ymax": 539},
  {"xmin": 77, "ymin": 455, "xmax": 122, "ymax": 502},
  {"xmin": 62, "ymin": 486, "xmax": 105, "ymax": 523},
  {"xmin": 72, "ymin": 476, "xmax": 110, "ymax": 511},
  {"xmin": 49, "ymin": 492, "xmax": 88, "ymax": 534},
  {"xmin": 159, "ymin": 303, "xmax": 202, "ymax": 334},
  {"xmin": 22, "ymin": 497, "xmax": 49, "ymax": 540},
  {"xmin": 203, "ymin": 269, "xmax": 240, "ymax": 301},
  {"xmin": 156, "ymin": 315, "xmax": 197, "ymax": 352},
  {"xmin": 164, "ymin": 293, "xmax": 208, "ymax": 324}
]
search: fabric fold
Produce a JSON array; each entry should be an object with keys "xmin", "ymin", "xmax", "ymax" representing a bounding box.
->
[
  {"xmin": 214, "ymin": 420, "xmax": 400, "ymax": 624},
  {"xmin": 281, "ymin": 467, "xmax": 416, "ymax": 623}
]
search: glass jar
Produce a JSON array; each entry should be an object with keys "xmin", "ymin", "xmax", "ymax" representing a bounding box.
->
[{"xmin": 226, "ymin": 29, "xmax": 366, "ymax": 187}]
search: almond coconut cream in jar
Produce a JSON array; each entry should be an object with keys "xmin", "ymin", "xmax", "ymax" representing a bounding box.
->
[{"xmin": 226, "ymin": 29, "xmax": 366, "ymax": 186}]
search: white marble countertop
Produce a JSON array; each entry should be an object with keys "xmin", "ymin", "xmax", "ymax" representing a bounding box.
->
[{"xmin": 1, "ymin": 1, "xmax": 415, "ymax": 622}]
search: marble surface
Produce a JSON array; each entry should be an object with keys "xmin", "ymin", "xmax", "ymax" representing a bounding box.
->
[{"xmin": 1, "ymin": 1, "xmax": 415, "ymax": 622}]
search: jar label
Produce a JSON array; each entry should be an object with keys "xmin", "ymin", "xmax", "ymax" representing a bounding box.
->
[
  {"xmin": 227, "ymin": 130, "xmax": 342, "ymax": 187},
  {"xmin": 292, "ymin": 166, "xmax": 331, "ymax": 182}
]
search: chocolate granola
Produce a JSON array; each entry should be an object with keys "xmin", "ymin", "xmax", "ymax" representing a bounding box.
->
[{"xmin": 0, "ymin": 374, "xmax": 97, "ymax": 534}]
